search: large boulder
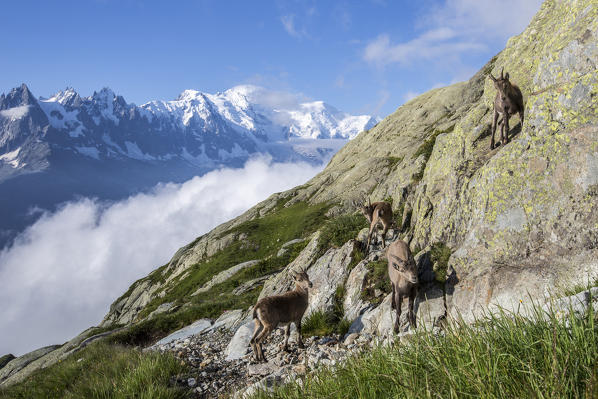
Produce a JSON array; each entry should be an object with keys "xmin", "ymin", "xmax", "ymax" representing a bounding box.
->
[
  {"xmin": 0, "ymin": 345, "xmax": 60, "ymax": 384},
  {"xmin": 305, "ymin": 240, "xmax": 357, "ymax": 317}
]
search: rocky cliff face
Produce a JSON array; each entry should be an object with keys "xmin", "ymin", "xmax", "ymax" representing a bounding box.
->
[{"xmin": 3, "ymin": 0, "xmax": 596, "ymax": 389}]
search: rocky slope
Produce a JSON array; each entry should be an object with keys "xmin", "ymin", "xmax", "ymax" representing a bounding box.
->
[{"xmin": 1, "ymin": 0, "xmax": 597, "ymax": 393}]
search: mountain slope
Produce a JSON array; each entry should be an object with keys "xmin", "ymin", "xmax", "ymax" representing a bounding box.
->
[{"xmin": 101, "ymin": 0, "xmax": 598, "ymax": 327}]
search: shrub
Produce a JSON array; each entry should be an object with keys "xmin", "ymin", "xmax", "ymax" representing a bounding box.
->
[{"xmin": 360, "ymin": 259, "xmax": 391, "ymax": 304}]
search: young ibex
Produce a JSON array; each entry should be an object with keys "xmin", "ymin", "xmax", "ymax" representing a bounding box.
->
[
  {"xmin": 250, "ymin": 270, "xmax": 313, "ymax": 362},
  {"xmin": 386, "ymin": 240, "xmax": 418, "ymax": 333},
  {"xmin": 489, "ymin": 68, "xmax": 524, "ymax": 150},
  {"xmin": 357, "ymin": 198, "xmax": 394, "ymax": 252}
]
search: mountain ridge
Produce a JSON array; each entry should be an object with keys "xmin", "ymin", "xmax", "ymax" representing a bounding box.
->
[{"xmin": 0, "ymin": 84, "xmax": 376, "ymax": 248}]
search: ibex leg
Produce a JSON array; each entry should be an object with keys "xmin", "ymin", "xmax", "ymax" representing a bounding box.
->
[
  {"xmin": 250, "ymin": 319, "xmax": 264, "ymax": 359},
  {"xmin": 491, "ymin": 110, "xmax": 499, "ymax": 150},
  {"xmin": 394, "ymin": 295, "xmax": 403, "ymax": 334},
  {"xmin": 408, "ymin": 289, "xmax": 417, "ymax": 329},
  {"xmin": 296, "ymin": 320, "xmax": 305, "ymax": 349},
  {"xmin": 503, "ymin": 111, "xmax": 510, "ymax": 145},
  {"xmin": 282, "ymin": 324, "xmax": 291, "ymax": 351},
  {"xmin": 380, "ymin": 224, "xmax": 389, "ymax": 249},
  {"xmin": 255, "ymin": 326, "xmax": 273, "ymax": 362}
]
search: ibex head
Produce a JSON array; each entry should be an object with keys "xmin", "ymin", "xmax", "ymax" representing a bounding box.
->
[
  {"xmin": 292, "ymin": 270, "xmax": 313, "ymax": 290},
  {"xmin": 393, "ymin": 258, "xmax": 418, "ymax": 285},
  {"xmin": 489, "ymin": 67, "xmax": 512, "ymax": 98},
  {"xmin": 357, "ymin": 197, "xmax": 375, "ymax": 222}
]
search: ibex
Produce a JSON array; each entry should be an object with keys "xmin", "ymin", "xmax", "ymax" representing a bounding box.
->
[
  {"xmin": 489, "ymin": 68, "xmax": 524, "ymax": 150},
  {"xmin": 250, "ymin": 270, "xmax": 313, "ymax": 362},
  {"xmin": 386, "ymin": 240, "xmax": 418, "ymax": 333},
  {"xmin": 356, "ymin": 198, "xmax": 394, "ymax": 252}
]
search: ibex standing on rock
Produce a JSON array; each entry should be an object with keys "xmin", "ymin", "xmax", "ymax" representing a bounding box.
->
[
  {"xmin": 386, "ymin": 240, "xmax": 418, "ymax": 333},
  {"xmin": 357, "ymin": 198, "xmax": 394, "ymax": 252},
  {"xmin": 250, "ymin": 270, "xmax": 313, "ymax": 362},
  {"xmin": 489, "ymin": 68, "xmax": 525, "ymax": 150}
]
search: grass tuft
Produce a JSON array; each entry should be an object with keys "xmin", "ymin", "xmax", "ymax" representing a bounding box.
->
[
  {"xmin": 0, "ymin": 342, "xmax": 187, "ymax": 399},
  {"xmin": 252, "ymin": 302, "xmax": 598, "ymax": 399},
  {"xmin": 360, "ymin": 259, "xmax": 392, "ymax": 305},
  {"xmin": 318, "ymin": 213, "xmax": 368, "ymax": 256},
  {"xmin": 429, "ymin": 242, "xmax": 452, "ymax": 283}
]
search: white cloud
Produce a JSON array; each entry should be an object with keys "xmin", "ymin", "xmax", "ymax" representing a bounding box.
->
[
  {"xmin": 281, "ymin": 14, "xmax": 307, "ymax": 38},
  {"xmin": 363, "ymin": 0, "xmax": 542, "ymax": 67},
  {"xmin": 0, "ymin": 157, "xmax": 324, "ymax": 356},
  {"xmin": 426, "ymin": 0, "xmax": 544, "ymax": 42},
  {"xmin": 363, "ymin": 30, "xmax": 486, "ymax": 67}
]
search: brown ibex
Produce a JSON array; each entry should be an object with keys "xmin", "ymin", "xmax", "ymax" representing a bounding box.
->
[
  {"xmin": 250, "ymin": 270, "xmax": 313, "ymax": 362},
  {"xmin": 489, "ymin": 68, "xmax": 524, "ymax": 150},
  {"xmin": 357, "ymin": 198, "xmax": 394, "ymax": 252},
  {"xmin": 386, "ymin": 240, "xmax": 418, "ymax": 333}
]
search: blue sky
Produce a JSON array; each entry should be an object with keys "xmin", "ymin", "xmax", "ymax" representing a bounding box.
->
[{"xmin": 1, "ymin": 0, "xmax": 542, "ymax": 118}]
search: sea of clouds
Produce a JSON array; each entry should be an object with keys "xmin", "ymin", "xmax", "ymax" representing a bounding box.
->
[{"xmin": 0, "ymin": 157, "xmax": 323, "ymax": 356}]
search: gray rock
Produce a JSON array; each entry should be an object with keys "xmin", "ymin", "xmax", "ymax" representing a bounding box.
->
[
  {"xmin": 232, "ymin": 275, "xmax": 269, "ymax": 295},
  {"xmin": 343, "ymin": 333, "xmax": 359, "ymax": 345},
  {"xmin": 208, "ymin": 309, "xmax": 248, "ymax": 333},
  {"xmin": 0, "ymin": 354, "xmax": 15, "ymax": 371},
  {"xmin": 247, "ymin": 361, "xmax": 281, "ymax": 377},
  {"xmin": 0, "ymin": 345, "xmax": 60, "ymax": 383},
  {"xmin": 343, "ymin": 261, "xmax": 369, "ymax": 321},
  {"xmin": 147, "ymin": 302, "xmax": 176, "ymax": 319},
  {"xmin": 259, "ymin": 232, "xmax": 321, "ymax": 300},
  {"xmin": 193, "ymin": 260, "xmax": 260, "ymax": 295},
  {"xmin": 153, "ymin": 319, "xmax": 212, "ymax": 346},
  {"xmin": 542, "ymin": 287, "xmax": 598, "ymax": 321},
  {"xmin": 225, "ymin": 321, "xmax": 254, "ymax": 361},
  {"xmin": 188, "ymin": 377, "xmax": 197, "ymax": 387},
  {"xmin": 305, "ymin": 240, "xmax": 357, "ymax": 317},
  {"xmin": 276, "ymin": 238, "xmax": 306, "ymax": 257}
]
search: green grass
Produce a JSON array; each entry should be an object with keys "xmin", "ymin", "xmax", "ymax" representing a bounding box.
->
[
  {"xmin": 429, "ymin": 242, "xmax": 452, "ymax": 283},
  {"xmin": 107, "ymin": 243, "xmax": 313, "ymax": 347},
  {"xmin": 563, "ymin": 277, "xmax": 598, "ymax": 297},
  {"xmin": 360, "ymin": 259, "xmax": 392, "ymax": 305},
  {"xmin": 0, "ymin": 342, "xmax": 188, "ymax": 399},
  {"xmin": 110, "ymin": 202, "xmax": 323, "ymax": 347},
  {"xmin": 252, "ymin": 302, "xmax": 598, "ymax": 399},
  {"xmin": 386, "ymin": 156, "xmax": 403, "ymax": 169},
  {"xmin": 302, "ymin": 285, "xmax": 351, "ymax": 338},
  {"xmin": 318, "ymin": 213, "xmax": 368, "ymax": 256}
]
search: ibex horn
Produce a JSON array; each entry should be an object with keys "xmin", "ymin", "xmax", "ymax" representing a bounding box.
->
[
  {"xmin": 368, "ymin": 197, "xmax": 372, "ymax": 207},
  {"xmin": 500, "ymin": 67, "xmax": 504, "ymax": 79},
  {"xmin": 489, "ymin": 73, "xmax": 496, "ymax": 82}
]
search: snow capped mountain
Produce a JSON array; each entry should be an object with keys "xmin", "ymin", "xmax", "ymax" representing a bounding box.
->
[
  {"xmin": 0, "ymin": 83, "xmax": 376, "ymax": 248},
  {"xmin": 0, "ymin": 84, "xmax": 375, "ymax": 170}
]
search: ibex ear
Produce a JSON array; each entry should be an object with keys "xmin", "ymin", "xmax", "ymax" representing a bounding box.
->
[
  {"xmin": 504, "ymin": 72, "xmax": 509, "ymax": 80},
  {"xmin": 489, "ymin": 74, "xmax": 497, "ymax": 82}
]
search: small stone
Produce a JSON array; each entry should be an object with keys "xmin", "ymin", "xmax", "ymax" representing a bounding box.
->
[
  {"xmin": 292, "ymin": 364, "xmax": 307, "ymax": 374},
  {"xmin": 344, "ymin": 333, "xmax": 359, "ymax": 345},
  {"xmin": 187, "ymin": 377, "xmax": 197, "ymax": 387}
]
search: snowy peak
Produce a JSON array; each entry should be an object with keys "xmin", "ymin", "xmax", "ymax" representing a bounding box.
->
[
  {"xmin": 1, "ymin": 83, "xmax": 376, "ymax": 172},
  {"xmin": 0, "ymin": 84, "xmax": 38, "ymax": 110}
]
